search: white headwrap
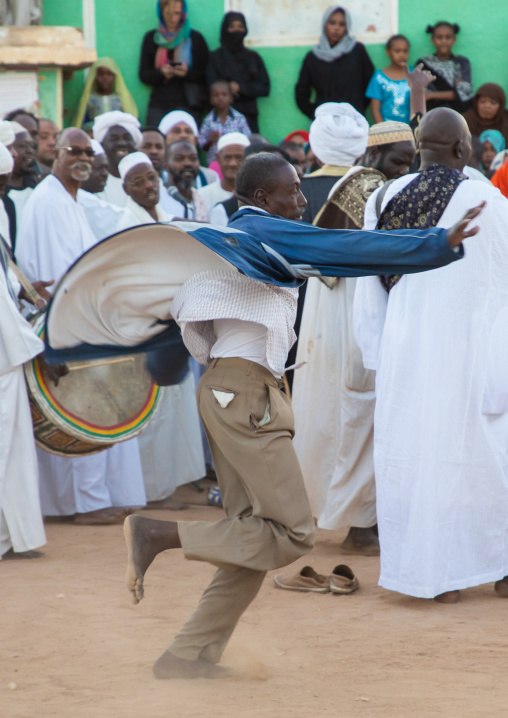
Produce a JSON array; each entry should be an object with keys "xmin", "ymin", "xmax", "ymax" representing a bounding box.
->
[
  {"xmin": 90, "ymin": 138, "xmax": 105, "ymax": 156},
  {"xmin": 309, "ymin": 102, "xmax": 369, "ymax": 166},
  {"xmin": 0, "ymin": 121, "xmax": 15, "ymax": 147},
  {"xmin": 118, "ymin": 151, "xmax": 153, "ymax": 181},
  {"xmin": 92, "ymin": 111, "xmax": 143, "ymax": 147},
  {"xmin": 217, "ymin": 132, "xmax": 251, "ymax": 152},
  {"xmin": 158, "ymin": 110, "xmax": 198, "ymax": 138},
  {"xmin": 0, "ymin": 141, "xmax": 14, "ymax": 175}
]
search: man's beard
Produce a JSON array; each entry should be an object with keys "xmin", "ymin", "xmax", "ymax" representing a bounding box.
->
[
  {"xmin": 175, "ymin": 168, "xmax": 197, "ymax": 191},
  {"xmin": 70, "ymin": 161, "xmax": 92, "ymax": 182}
]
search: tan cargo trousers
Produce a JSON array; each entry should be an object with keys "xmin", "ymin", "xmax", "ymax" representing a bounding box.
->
[{"xmin": 169, "ymin": 357, "xmax": 315, "ymax": 663}]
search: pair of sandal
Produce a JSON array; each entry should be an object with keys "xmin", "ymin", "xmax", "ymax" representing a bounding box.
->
[{"xmin": 273, "ymin": 564, "xmax": 359, "ymax": 595}]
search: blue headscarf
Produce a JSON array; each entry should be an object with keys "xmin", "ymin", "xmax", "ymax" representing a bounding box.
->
[{"xmin": 480, "ymin": 129, "xmax": 506, "ymax": 154}]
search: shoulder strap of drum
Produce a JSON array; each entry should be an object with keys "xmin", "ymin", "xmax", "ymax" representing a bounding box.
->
[{"xmin": 375, "ymin": 178, "xmax": 398, "ymax": 220}]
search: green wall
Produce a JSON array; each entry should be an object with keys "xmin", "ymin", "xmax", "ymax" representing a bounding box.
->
[{"xmin": 42, "ymin": 0, "xmax": 508, "ymax": 142}]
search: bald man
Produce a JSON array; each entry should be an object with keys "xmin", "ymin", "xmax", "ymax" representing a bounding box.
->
[
  {"xmin": 355, "ymin": 107, "xmax": 508, "ymax": 603},
  {"xmin": 16, "ymin": 128, "xmax": 147, "ymax": 526}
]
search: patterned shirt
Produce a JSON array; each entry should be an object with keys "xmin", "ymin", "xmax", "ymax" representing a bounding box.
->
[
  {"xmin": 366, "ymin": 70, "xmax": 411, "ymax": 124},
  {"xmin": 198, "ymin": 108, "xmax": 252, "ymax": 164}
]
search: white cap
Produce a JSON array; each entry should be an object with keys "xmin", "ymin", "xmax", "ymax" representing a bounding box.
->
[
  {"xmin": 158, "ymin": 110, "xmax": 198, "ymax": 138},
  {"xmin": 0, "ymin": 141, "xmax": 14, "ymax": 175},
  {"xmin": 90, "ymin": 139, "xmax": 105, "ymax": 156},
  {"xmin": 217, "ymin": 132, "xmax": 251, "ymax": 152},
  {"xmin": 0, "ymin": 121, "xmax": 15, "ymax": 147},
  {"xmin": 10, "ymin": 121, "xmax": 28, "ymax": 137},
  {"xmin": 118, "ymin": 151, "xmax": 153, "ymax": 180}
]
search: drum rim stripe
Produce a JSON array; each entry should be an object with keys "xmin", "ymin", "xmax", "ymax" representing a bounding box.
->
[{"xmin": 32, "ymin": 359, "xmax": 160, "ymax": 438}]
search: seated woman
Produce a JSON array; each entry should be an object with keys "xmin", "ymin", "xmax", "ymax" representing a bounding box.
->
[
  {"xmin": 73, "ymin": 58, "xmax": 138, "ymax": 129},
  {"xmin": 463, "ymin": 84, "xmax": 508, "ymax": 146},
  {"xmin": 207, "ymin": 12, "xmax": 270, "ymax": 133},
  {"xmin": 416, "ymin": 22, "xmax": 473, "ymax": 113},
  {"xmin": 295, "ymin": 5, "xmax": 373, "ymax": 119},
  {"xmin": 139, "ymin": 0, "xmax": 209, "ymax": 126}
]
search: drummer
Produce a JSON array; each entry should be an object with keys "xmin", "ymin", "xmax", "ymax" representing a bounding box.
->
[
  {"xmin": 123, "ymin": 151, "xmax": 482, "ymax": 679},
  {"xmin": 15, "ymin": 127, "xmax": 147, "ymax": 525}
]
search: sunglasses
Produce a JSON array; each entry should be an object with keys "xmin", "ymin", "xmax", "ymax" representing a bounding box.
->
[{"xmin": 59, "ymin": 146, "xmax": 95, "ymax": 158}]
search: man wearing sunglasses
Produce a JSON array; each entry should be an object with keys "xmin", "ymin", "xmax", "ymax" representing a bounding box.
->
[{"xmin": 15, "ymin": 127, "xmax": 147, "ymax": 527}]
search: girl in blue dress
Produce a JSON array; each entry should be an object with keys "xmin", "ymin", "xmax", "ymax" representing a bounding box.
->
[{"xmin": 366, "ymin": 35, "xmax": 411, "ymax": 124}]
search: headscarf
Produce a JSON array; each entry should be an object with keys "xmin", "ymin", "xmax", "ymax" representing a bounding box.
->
[
  {"xmin": 0, "ymin": 141, "xmax": 14, "ymax": 175},
  {"xmin": 118, "ymin": 152, "xmax": 153, "ymax": 181},
  {"xmin": 463, "ymin": 84, "xmax": 508, "ymax": 141},
  {"xmin": 154, "ymin": 0, "xmax": 192, "ymax": 68},
  {"xmin": 93, "ymin": 111, "xmax": 143, "ymax": 147},
  {"xmin": 312, "ymin": 6, "xmax": 356, "ymax": 63},
  {"xmin": 158, "ymin": 110, "xmax": 198, "ymax": 137},
  {"xmin": 220, "ymin": 12, "xmax": 248, "ymax": 55},
  {"xmin": 479, "ymin": 129, "xmax": 505, "ymax": 155},
  {"xmin": 0, "ymin": 120, "xmax": 15, "ymax": 147},
  {"xmin": 309, "ymin": 102, "xmax": 369, "ymax": 166},
  {"xmin": 284, "ymin": 130, "xmax": 310, "ymax": 143},
  {"xmin": 73, "ymin": 57, "xmax": 138, "ymax": 128}
]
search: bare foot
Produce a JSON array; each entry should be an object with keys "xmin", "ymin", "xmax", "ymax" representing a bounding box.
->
[
  {"xmin": 74, "ymin": 508, "xmax": 125, "ymax": 525},
  {"xmin": 494, "ymin": 576, "xmax": 508, "ymax": 598},
  {"xmin": 434, "ymin": 590, "xmax": 460, "ymax": 604},
  {"xmin": 144, "ymin": 499, "xmax": 189, "ymax": 511},
  {"xmin": 153, "ymin": 650, "xmax": 230, "ymax": 680},
  {"xmin": 341, "ymin": 526, "xmax": 380, "ymax": 557},
  {"xmin": 2, "ymin": 549, "xmax": 44, "ymax": 560},
  {"xmin": 124, "ymin": 515, "xmax": 180, "ymax": 605}
]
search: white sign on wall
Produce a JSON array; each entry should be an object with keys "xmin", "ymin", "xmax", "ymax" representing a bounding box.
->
[{"xmin": 226, "ymin": 0, "xmax": 398, "ymax": 47}]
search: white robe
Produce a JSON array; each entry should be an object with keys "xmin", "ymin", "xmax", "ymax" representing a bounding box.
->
[
  {"xmin": 0, "ymin": 262, "xmax": 46, "ymax": 556},
  {"xmin": 196, "ymin": 182, "xmax": 232, "ymax": 211},
  {"xmin": 354, "ymin": 175, "xmax": 508, "ymax": 598},
  {"xmin": 97, "ymin": 174, "xmax": 128, "ymax": 207},
  {"xmin": 77, "ymin": 189, "xmax": 138, "ymax": 241},
  {"xmin": 15, "ymin": 175, "xmax": 146, "ymax": 515},
  {"xmin": 118, "ymin": 197, "xmax": 206, "ymax": 500},
  {"xmin": 292, "ymin": 168, "xmax": 376, "ymax": 531}
]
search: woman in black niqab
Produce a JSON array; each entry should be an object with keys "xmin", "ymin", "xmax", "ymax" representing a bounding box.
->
[{"xmin": 207, "ymin": 12, "xmax": 270, "ymax": 133}]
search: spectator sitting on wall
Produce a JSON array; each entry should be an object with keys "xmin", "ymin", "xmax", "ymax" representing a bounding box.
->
[
  {"xmin": 198, "ymin": 80, "xmax": 251, "ymax": 166},
  {"xmin": 140, "ymin": 0, "xmax": 209, "ymax": 126},
  {"xmin": 159, "ymin": 110, "xmax": 218, "ymax": 187},
  {"xmin": 295, "ymin": 6, "xmax": 373, "ymax": 119},
  {"xmin": 74, "ymin": 58, "xmax": 139, "ymax": 130},
  {"xmin": 207, "ymin": 11, "xmax": 270, "ymax": 133}
]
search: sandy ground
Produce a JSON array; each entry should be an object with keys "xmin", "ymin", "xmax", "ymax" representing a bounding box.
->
[{"xmin": 1, "ymin": 489, "xmax": 507, "ymax": 718}]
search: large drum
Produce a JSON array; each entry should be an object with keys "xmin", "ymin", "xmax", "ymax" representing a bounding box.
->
[{"xmin": 25, "ymin": 315, "xmax": 161, "ymax": 457}]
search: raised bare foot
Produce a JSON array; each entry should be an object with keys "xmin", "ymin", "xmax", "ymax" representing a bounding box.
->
[
  {"xmin": 124, "ymin": 515, "xmax": 180, "ymax": 605},
  {"xmin": 153, "ymin": 650, "xmax": 230, "ymax": 680},
  {"xmin": 341, "ymin": 526, "xmax": 380, "ymax": 556},
  {"xmin": 494, "ymin": 576, "xmax": 508, "ymax": 598},
  {"xmin": 74, "ymin": 508, "xmax": 125, "ymax": 525},
  {"xmin": 434, "ymin": 590, "xmax": 460, "ymax": 604},
  {"xmin": 2, "ymin": 549, "xmax": 44, "ymax": 560}
]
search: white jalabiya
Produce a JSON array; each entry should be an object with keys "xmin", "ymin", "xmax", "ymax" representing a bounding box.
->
[
  {"xmin": 116, "ymin": 195, "xmax": 171, "ymax": 230},
  {"xmin": 121, "ymin": 199, "xmax": 205, "ymax": 501},
  {"xmin": 77, "ymin": 189, "xmax": 138, "ymax": 240},
  {"xmin": 354, "ymin": 175, "xmax": 508, "ymax": 598},
  {"xmin": 0, "ymin": 262, "xmax": 46, "ymax": 556},
  {"xmin": 196, "ymin": 181, "xmax": 232, "ymax": 211},
  {"xmin": 16, "ymin": 175, "xmax": 146, "ymax": 515},
  {"xmin": 8, "ymin": 186, "xmax": 33, "ymax": 222},
  {"xmin": 292, "ymin": 168, "xmax": 376, "ymax": 531},
  {"xmin": 97, "ymin": 173, "xmax": 128, "ymax": 207}
]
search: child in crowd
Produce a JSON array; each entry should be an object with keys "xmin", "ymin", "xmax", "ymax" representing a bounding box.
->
[
  {"xmin": 479, "ymin": 130, "xmax": 505, "ymax": 178},
  {"xmin": 416, "ymin": 22, "xmax": 473, "ymax": 113},
  {"xmin": 198, "ymin": 80, "xmax": 251, "ymax": 165},
  {"xmin": 73, "ymin": 58, "xmax": 138, "ymax": 129},
  {"xmin": 366, "ymin": 35, "xmax": 411, "ymax": 123}
]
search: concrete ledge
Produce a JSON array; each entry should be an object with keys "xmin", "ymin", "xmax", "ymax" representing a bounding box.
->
[{"xmin": 0, "ymin": 26, "xmax": 96, "ymax": 68}]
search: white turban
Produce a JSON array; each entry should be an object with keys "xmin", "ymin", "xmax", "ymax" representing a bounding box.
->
[
  {"xmin": 0, "ymin": 121, "xmax": 15, "ymax": 147},
  {"xmin": 217, "ymin": 132, "xmax": 251, "ymax": 152},
  {"xmin": 0, "ymin": 141, "xmax": 14, "ymax": 175},
  {"xmin": 92, "ymin": 111, "xmax": 143, "ymax": 148},
  {"xmin": 118, "ymin": 151, "xmax": 153, "ymax": 181},
  {"xmin": 90, "ymin": 138, "xmax": 105, "ymax": 156},
  {"xmin": 158, "ymin": 110, "xmax": 198, "ymax": 138},
  {"xmin": 309, "ymin": 102, "xmax": 369, "ymax": 166}
]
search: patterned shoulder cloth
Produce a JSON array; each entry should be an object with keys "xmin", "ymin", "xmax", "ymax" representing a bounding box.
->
[{"xmin": 376, "ymin": 164, "xmax": 467, "ymax": 292}]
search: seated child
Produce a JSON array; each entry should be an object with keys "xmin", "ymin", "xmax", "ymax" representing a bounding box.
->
[
  {"xmin": 74, "ymin": 58, "xmax": 138, "ymax": 129},
  {"xmin": 198, "ymin": 80, "xmax": 251, "ymax": 165},
  {"xmin": 479, "ymin": 129, "xmax": 505, "ymax": 178},
  {"xmin": 366, "ymin": 35, "xmax": 412, "ymax": 124}
]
